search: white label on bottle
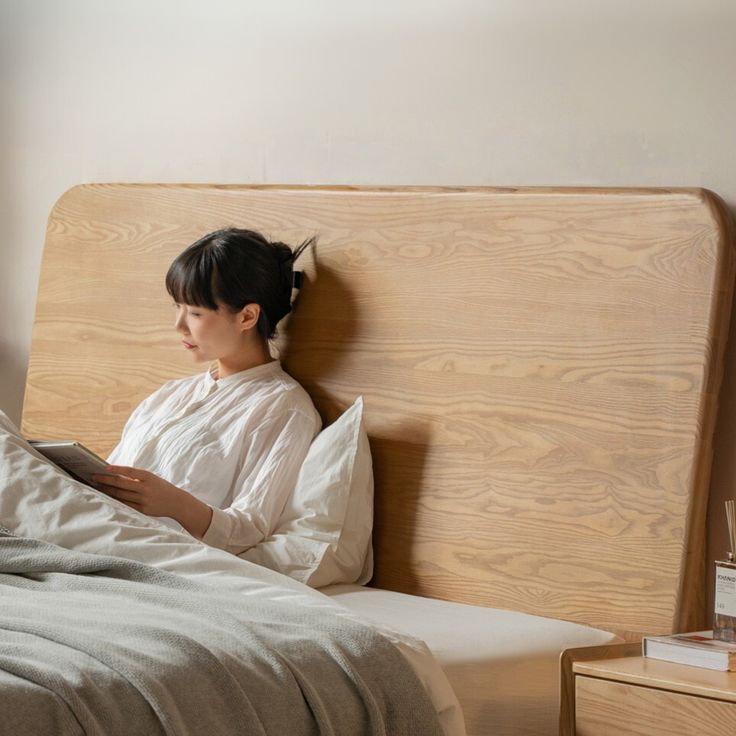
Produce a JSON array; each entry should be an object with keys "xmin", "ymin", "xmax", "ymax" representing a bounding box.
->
[{"xmin": 715, "ymin": 565, "xmax": 736, "ymax": 617}]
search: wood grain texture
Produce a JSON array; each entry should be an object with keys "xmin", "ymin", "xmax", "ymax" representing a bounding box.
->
[
  {"xmin": 575, "ymin": 675, "xmax": 736, "ymax": 735},
  {"xmin": 559, "ymin": 643, "xmax": 641, "ymax": 736},
  {"xmin": 22, "ymin": 184, "xmax": 736, "ymax": 639},
  {"xmin": 574, "ymin": 655, "xmax": 736, "ymax": 701}
]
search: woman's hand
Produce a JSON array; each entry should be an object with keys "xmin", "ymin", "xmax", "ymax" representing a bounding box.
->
[
  {"xmin": 93, "ymin": 465, "xmax": 184, "ymax": 517},
  {"xmin": 92, "ymin": 465, "xmax": 213, "ymax": 539}
]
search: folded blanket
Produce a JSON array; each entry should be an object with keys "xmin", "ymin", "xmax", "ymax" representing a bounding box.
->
[{"xmin": 0, "ymin": 529, "xmax": 443, "ymax": 736}]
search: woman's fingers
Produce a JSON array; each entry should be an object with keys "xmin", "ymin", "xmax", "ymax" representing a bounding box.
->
[
  {"xmin": 95, "ymin": 483, "xmax": 141, "ymax": 502},
  {"xmin": 92, "ymin": 473, "xmax": 141, "ymax": 491},
  {"xmin": 105, "ymin": 465, "xmax": 148, "ymax": 481},
  {"xmin": 91, "ymin": 466, "xmax": 182, "ymax": 519}
]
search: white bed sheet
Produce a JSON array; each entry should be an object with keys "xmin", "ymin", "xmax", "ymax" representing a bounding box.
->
[
  {"xmin": 0, "ymin": 411, "xmax": 464, "ymax": 736},
  {"xmin": 322, "ymin": 584, "xmax": 623, "ymax": 736}
]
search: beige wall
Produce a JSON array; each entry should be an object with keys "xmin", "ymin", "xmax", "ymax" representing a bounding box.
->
[{"xmin": 2, "ymin": 0, "xmax": 735, "ymax": 612}]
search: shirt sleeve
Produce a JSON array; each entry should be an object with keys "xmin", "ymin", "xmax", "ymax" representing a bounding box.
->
[{"xmin": 201, "ymin": 408, "xmax": 320, "ymax": 555}]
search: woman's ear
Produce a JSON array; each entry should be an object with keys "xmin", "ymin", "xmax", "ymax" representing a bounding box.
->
[{"xmin": 238, "ymin": 303, "xmax": 261, "ymax": 332}]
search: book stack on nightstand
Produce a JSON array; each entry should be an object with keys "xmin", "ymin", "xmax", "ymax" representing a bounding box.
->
[{"xmin": 642, "ymin": 630, "xmax": 736, "ymax": 671}]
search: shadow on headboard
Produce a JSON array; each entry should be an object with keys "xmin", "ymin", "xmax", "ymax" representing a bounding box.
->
[
  {"xmin": 276, "ymin": 253, "xmax": 431, "ymax": 591},
  {"xmin": 369, "ymin": 430, "xmax": 429, "ymax": 593},
  {"xmin": 276, "ymin": 259, "xmax": 361, "ymax": 419}
]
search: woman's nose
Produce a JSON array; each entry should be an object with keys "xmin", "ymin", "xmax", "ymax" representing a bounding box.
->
[{"xmin": 173, "ymin": 308, "xmax": 186, "ymax": 332}]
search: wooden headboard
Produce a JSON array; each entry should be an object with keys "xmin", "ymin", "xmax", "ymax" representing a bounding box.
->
[{"xmin": 23, "ymin": 184, "xmax": 735, "ymax": 640}]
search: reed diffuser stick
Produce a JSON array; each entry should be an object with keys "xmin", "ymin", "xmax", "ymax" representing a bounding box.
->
[{"xmin": 727, "ymin": 499, "xmax": 736, "ymax": 560}]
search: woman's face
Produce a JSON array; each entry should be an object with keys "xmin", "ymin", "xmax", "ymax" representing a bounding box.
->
[{"xmin": 173, "ymin": 302, "xmax": 250, "ymax": 364}]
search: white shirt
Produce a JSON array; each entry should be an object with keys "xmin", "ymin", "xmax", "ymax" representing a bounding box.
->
[{"xmin": 107, "ymin": 361, "xmax": 321, "ymax": 554}]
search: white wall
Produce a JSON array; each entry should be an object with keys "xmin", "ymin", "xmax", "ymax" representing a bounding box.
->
[
  {"xmin": 2, "ymin": 0, "xmax": 735, "ymax": 419},
  {"xmin": 2, "ymin": 0, "xmax": 736, "ymax": 588}
]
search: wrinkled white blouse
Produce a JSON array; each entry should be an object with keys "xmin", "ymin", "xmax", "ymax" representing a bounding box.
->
[{"xmin": 107, "ymin": 360, "xmax": 321, "ymax": 554}]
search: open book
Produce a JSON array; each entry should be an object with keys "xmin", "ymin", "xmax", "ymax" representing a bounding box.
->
[{"xmin": 29, "ymin": 440, "xmax": 112, "ymax": 487}]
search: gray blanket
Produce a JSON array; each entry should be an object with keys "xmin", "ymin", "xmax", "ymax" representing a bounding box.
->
[{"xmin": 0, "ymin": 529, "xmax": 443, "ymax": 736}]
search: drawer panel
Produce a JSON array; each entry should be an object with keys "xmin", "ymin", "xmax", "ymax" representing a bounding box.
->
[{"xmin": 575, "ymin": 674, "xmax": 736, "ymax": 736}]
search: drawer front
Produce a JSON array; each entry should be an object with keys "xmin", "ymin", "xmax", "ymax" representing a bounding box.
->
[{"xmin": 575, "ymin": 675, "xmax": 736, "ymax": 736}]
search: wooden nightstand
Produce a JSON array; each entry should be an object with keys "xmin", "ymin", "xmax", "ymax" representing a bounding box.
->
[{"xmin": 570, "ymin": 651, "xmax": 736, "ymax": 735}]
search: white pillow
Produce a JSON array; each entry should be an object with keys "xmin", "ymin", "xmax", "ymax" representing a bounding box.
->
[{"xmin": 242, "ymin": 397, "xmax": 374, "ymax": 588}]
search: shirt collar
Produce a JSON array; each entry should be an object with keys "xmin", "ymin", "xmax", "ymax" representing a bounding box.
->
[{"xmin": 205, "ymin": 360, "xmax": 281, "ymax": 389}]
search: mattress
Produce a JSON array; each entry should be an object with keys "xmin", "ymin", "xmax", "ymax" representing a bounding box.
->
[{"xmin": 322, "ymin": 584, "xmax": 623, "ymax": 736}]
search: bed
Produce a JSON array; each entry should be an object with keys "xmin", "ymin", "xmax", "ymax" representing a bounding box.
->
[{"xmin": 5, "ymin": 184, "xmax": 735, "ymax": 735}]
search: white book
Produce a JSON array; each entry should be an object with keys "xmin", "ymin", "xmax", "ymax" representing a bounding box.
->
[
  {"xmin": 642, "ymin": 630, "xmax": 736, "ymax": 671},
  {"xmin": 29, "ymin": 440, "xmax": 112, "ymax": 487}
]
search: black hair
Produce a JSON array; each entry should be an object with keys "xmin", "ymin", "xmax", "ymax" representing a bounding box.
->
[{"xmin": 165, "ymin": 228, "xmax": 314, "ymax": 340}]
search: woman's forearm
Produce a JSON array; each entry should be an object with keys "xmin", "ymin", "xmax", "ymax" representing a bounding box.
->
[{"xmin": 174, "ymin": 493, "xmax": 214, "ymax": 539}]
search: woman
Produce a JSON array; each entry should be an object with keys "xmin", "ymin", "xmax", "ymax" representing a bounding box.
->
[{"xmin": 92, "ymin": 228, "xmax": 321, "ymax": 556}]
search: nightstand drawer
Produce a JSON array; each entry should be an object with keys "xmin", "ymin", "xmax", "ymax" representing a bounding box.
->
[{"xmin": 575, "ymin": 674, "xmax": 736, "ymax": 735}]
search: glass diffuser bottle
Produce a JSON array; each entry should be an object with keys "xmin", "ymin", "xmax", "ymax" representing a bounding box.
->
[{"xmin": 713, "ymin": 500, "xmax": 736, "ymax": 642}]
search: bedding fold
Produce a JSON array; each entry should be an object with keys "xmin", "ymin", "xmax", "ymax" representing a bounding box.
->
[{"xmin": 0, "ymin": 528, "xmax": 443, "ymax": 736}]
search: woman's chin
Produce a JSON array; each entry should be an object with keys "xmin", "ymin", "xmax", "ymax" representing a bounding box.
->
[{"xmin": 188, "ymin": 350, "xmax": 209, "ymax": 363}]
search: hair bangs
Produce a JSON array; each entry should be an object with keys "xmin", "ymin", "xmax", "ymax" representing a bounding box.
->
[{"xmin": 165, "ymin": 248, "xmax": 219, "ymax": 310}]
